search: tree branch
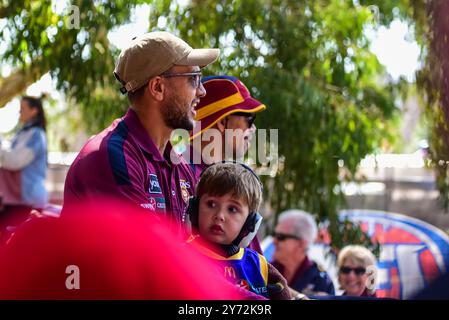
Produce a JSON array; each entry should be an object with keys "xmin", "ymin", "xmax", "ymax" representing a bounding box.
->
[{"xmin": 0, "ymin": 58, "xmax": 49, "ymax": 108}]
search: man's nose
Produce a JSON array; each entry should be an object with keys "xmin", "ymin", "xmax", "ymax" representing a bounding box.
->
[{"xmin": 197, "ymin": 81, "xmax": 206, "ymax": 98}]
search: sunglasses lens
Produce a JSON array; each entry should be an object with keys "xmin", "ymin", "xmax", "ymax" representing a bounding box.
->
[
  {"xmin": 273, "ymin": 233, "xmax": 286, "ymax": 241},
  {"xmin": 341, "ymin": 267, "xmax": 366, "ymax": 275},
  {"xmin": 341, "ymin": 267, "xmax": 351, "ymax": 274},
  {"xmin": 355, "ymin": 268, "xmax": 366, "ymax": 275},
  {"xmin": 273, "ymin": 232, "xmax": 299, "ymax": 241}
]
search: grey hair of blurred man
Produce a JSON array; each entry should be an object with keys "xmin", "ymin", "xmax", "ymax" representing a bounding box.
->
[{"xmin": 277, "ymin": 209, "xmax": 318, "ymax": 248}]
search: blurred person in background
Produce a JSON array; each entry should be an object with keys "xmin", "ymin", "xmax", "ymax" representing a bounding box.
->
[
  {"xmin": 271, "ymin": 209, "xmax": 335, "ymax": 296},
  {"xmin": 337, "ymin": 245, "xmax": 377, "ymax": 297},
  {"xmin": 0, "ymin": 95, "xmax": 48, "ymax": 239}
]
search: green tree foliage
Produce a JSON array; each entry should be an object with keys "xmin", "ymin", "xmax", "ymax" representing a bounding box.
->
[
  {"xmin": 0, "ymin": 0, "xmax": 141, "ymax": 128},
  {"xmin": 413, "ymin": 0, "xmax": 449, "ymax": 209}
]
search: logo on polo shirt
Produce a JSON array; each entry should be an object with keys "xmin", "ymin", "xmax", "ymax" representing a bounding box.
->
[
  {"xmin": 156, "ymin": 197, "xmax": 166, "ymax": 210},
  {"xmin": 149, "ymin": 174, "xmax": 162, "ymax": 194},
  {"xmin": 179, "ymin": 179, "xmax": 191, "ymax": 204},
  {"xmin": 148, "ymin": 197, "xmax": 157, "ymax": 211},
  {"xmin": 179, "ymin": 180, "xmax": 191, "ymax": 189},
  {"xmin": 143, "ymin": 197, "xmax": 166, "ymax": 212}
]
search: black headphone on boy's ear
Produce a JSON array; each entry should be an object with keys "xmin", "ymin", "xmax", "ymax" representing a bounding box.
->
[{"xmin": 186, "ymin": 161, "xmax": 263, "ymax": 248}]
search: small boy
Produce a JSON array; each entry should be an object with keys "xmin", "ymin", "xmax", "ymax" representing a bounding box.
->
[{"xmin": 187, "ymin": 162, "xmax": 291, "ymax": 299}]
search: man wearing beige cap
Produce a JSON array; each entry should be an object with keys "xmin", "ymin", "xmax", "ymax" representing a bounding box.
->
[{"xmin": 63, "ymin": 32, "xmax": 219, "ymax": 237}]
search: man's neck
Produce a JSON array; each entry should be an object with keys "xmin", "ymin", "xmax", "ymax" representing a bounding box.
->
[
  {"xmin": 283, "ymin": 254, "xmax": 306, "ymax": 282},
  {"xmin": 132, "ymin": 104, "xmax": 171, "ymax": 155}
]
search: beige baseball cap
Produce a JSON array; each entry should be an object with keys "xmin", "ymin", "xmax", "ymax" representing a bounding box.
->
[{"xmin": 114, "ymin": 31, "xmax": 220, "ymax": 94}]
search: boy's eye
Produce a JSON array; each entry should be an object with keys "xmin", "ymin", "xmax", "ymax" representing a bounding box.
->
[
  {"xmin": 206, "ymin": 200, "xmax": 216, "ymax": 208},
  {"xmin": 228, "ymin": 206, "xmax": 239, "ymax": 213}
]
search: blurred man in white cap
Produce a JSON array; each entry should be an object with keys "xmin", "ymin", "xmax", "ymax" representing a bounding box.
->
[{"xmin": 64, "ymin": 32, "xmax": 219, "ymax": 238}]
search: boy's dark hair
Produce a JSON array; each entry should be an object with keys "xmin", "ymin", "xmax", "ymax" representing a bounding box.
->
[{"xmin": 196, "ymin": 163, "xmax": 262, "ymax": 213}]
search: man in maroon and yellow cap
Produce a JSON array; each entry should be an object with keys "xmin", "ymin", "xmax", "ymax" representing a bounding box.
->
[
  {"xmin": 187, "ymin": 75, "xmax": 267, "ymax": 253},
  {"xmin": 188, "ymin": 75, "xmax": 266, "ymax": 179}
]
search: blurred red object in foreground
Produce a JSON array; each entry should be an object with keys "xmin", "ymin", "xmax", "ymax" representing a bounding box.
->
[{"xmin": 0, "ymin": 200, "xmax": 243, "ymax": 299}]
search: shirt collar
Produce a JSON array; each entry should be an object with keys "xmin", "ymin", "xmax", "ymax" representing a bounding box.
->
[
  {"xmin": 293, "ymin": 256, "xmax": 313, "ymax": 279},
  {"xmin": 273, "ymin": 256, "xmax": 313, "ymax": 287},
  {"xmin": 123, "ymin": 108, "xmax": 181, "ymax": 165}
]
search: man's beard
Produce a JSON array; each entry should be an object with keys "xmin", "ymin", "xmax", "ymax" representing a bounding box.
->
[{"xmin": 162, "ymin": 91, "xmax": 194, "ymax": 131}]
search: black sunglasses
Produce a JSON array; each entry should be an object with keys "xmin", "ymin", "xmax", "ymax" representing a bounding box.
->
[
  {"xmin": 340, "ymin": 266, "xmax": 366, "ymax": 275},
  {"xmin": 231, "ymin": 112, "xmax": 256, "ymax": 127},
  {"xmin": 272, "ymin": 232, "xmax": 301, "ymax": 241}
]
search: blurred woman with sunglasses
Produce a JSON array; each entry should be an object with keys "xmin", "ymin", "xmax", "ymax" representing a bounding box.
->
[
  {"xmin": 337, "ymin": 245, "xmax": 377, "ymax": 297},
  {"xmin": 271, "ymin": 209, "xmax": 335, "ymax": 296}
]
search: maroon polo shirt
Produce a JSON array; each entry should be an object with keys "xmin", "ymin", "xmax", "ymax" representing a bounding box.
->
[
  {"xmin": 63, "ymin": 108, "xmax": 197, "ymax": 236},
  {"xmin": 272, "ymin": 256, "xmax": 314, "ymax": 287}
]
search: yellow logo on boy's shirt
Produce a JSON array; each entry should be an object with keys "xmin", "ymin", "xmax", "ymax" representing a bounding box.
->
[
  {"xmin": 179, "ymin": 179, "xmax": 190, "ymax": 204},
  {"xmin": 224, "ymin": 266, "xmax": 236, "ymax": 279}
]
